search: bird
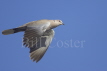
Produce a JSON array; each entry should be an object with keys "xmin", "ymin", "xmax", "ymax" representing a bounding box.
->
[{"xmin": 2, "ymin": 19, "xmax": 64, "ymax": 62}]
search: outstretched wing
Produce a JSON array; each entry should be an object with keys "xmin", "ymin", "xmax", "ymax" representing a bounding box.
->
[
  {"xmin": 30, "ymin": 29, "xmax": 54, "ymax": 62},
  {"xmin": 23, "ymin": 22, "xmax": 50, "ymax": 48}
]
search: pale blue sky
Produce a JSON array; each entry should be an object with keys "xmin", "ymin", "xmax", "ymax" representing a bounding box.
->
[{"xmin": 0, "ymin": 0, "xmax": 107, "ymax": 71}]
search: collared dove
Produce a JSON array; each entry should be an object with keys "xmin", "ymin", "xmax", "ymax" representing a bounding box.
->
[{"xmin": 2, "ymin": 19, "xmax": 64, "ymax": 62}]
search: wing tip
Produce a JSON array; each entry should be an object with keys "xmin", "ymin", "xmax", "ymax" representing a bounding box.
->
[{"xmin": 29, "ymin": 47, "xmax": 48, "ymax": 63}]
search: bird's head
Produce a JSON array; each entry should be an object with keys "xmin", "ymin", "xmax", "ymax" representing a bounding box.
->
[
  {"xmin": 49, "ymin": 20, "xmax": 64, "ymax": 29},
  {"xmin": 54, "ymin": 20, "xmax": 64, "ymax": 25}
]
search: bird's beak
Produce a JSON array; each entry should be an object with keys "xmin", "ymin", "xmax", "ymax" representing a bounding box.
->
[{"xmin": 62, "ymin": 23, "xmax": 64, "ymax": 25}]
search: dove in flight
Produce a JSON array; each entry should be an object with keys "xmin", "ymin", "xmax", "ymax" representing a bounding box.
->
[{"xmin": 2, "ymin": 19, "xmax": 64, "ymax": 62}]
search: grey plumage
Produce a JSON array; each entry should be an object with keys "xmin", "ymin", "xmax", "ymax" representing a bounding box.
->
[{"xmin": 2, "ymin": 19, "xmax": 63, "ymax": 62}]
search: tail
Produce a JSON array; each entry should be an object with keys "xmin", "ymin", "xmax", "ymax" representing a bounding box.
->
[{"xmin": 2, "ymin": 26, "xmax": 27, "ymax": 35}]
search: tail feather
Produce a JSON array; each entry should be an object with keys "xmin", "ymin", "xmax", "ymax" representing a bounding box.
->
[
  {"xmin": 2, "ymin": 29, "xmax": 15, "ymax": 35},
  {"xmin": 2, "ymin": 26, "xmax": 27, "ymax": 35}
]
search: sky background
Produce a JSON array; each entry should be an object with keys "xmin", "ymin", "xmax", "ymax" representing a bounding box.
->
[{"xmin": 0, "ymin": 0, "xmax": 107, "ymax": 71}]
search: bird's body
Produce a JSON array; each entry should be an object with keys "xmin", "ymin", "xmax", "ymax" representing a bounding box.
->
[{"xmin": 2, "ymin": 19, "xmax": 63, "ymax": 62}]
